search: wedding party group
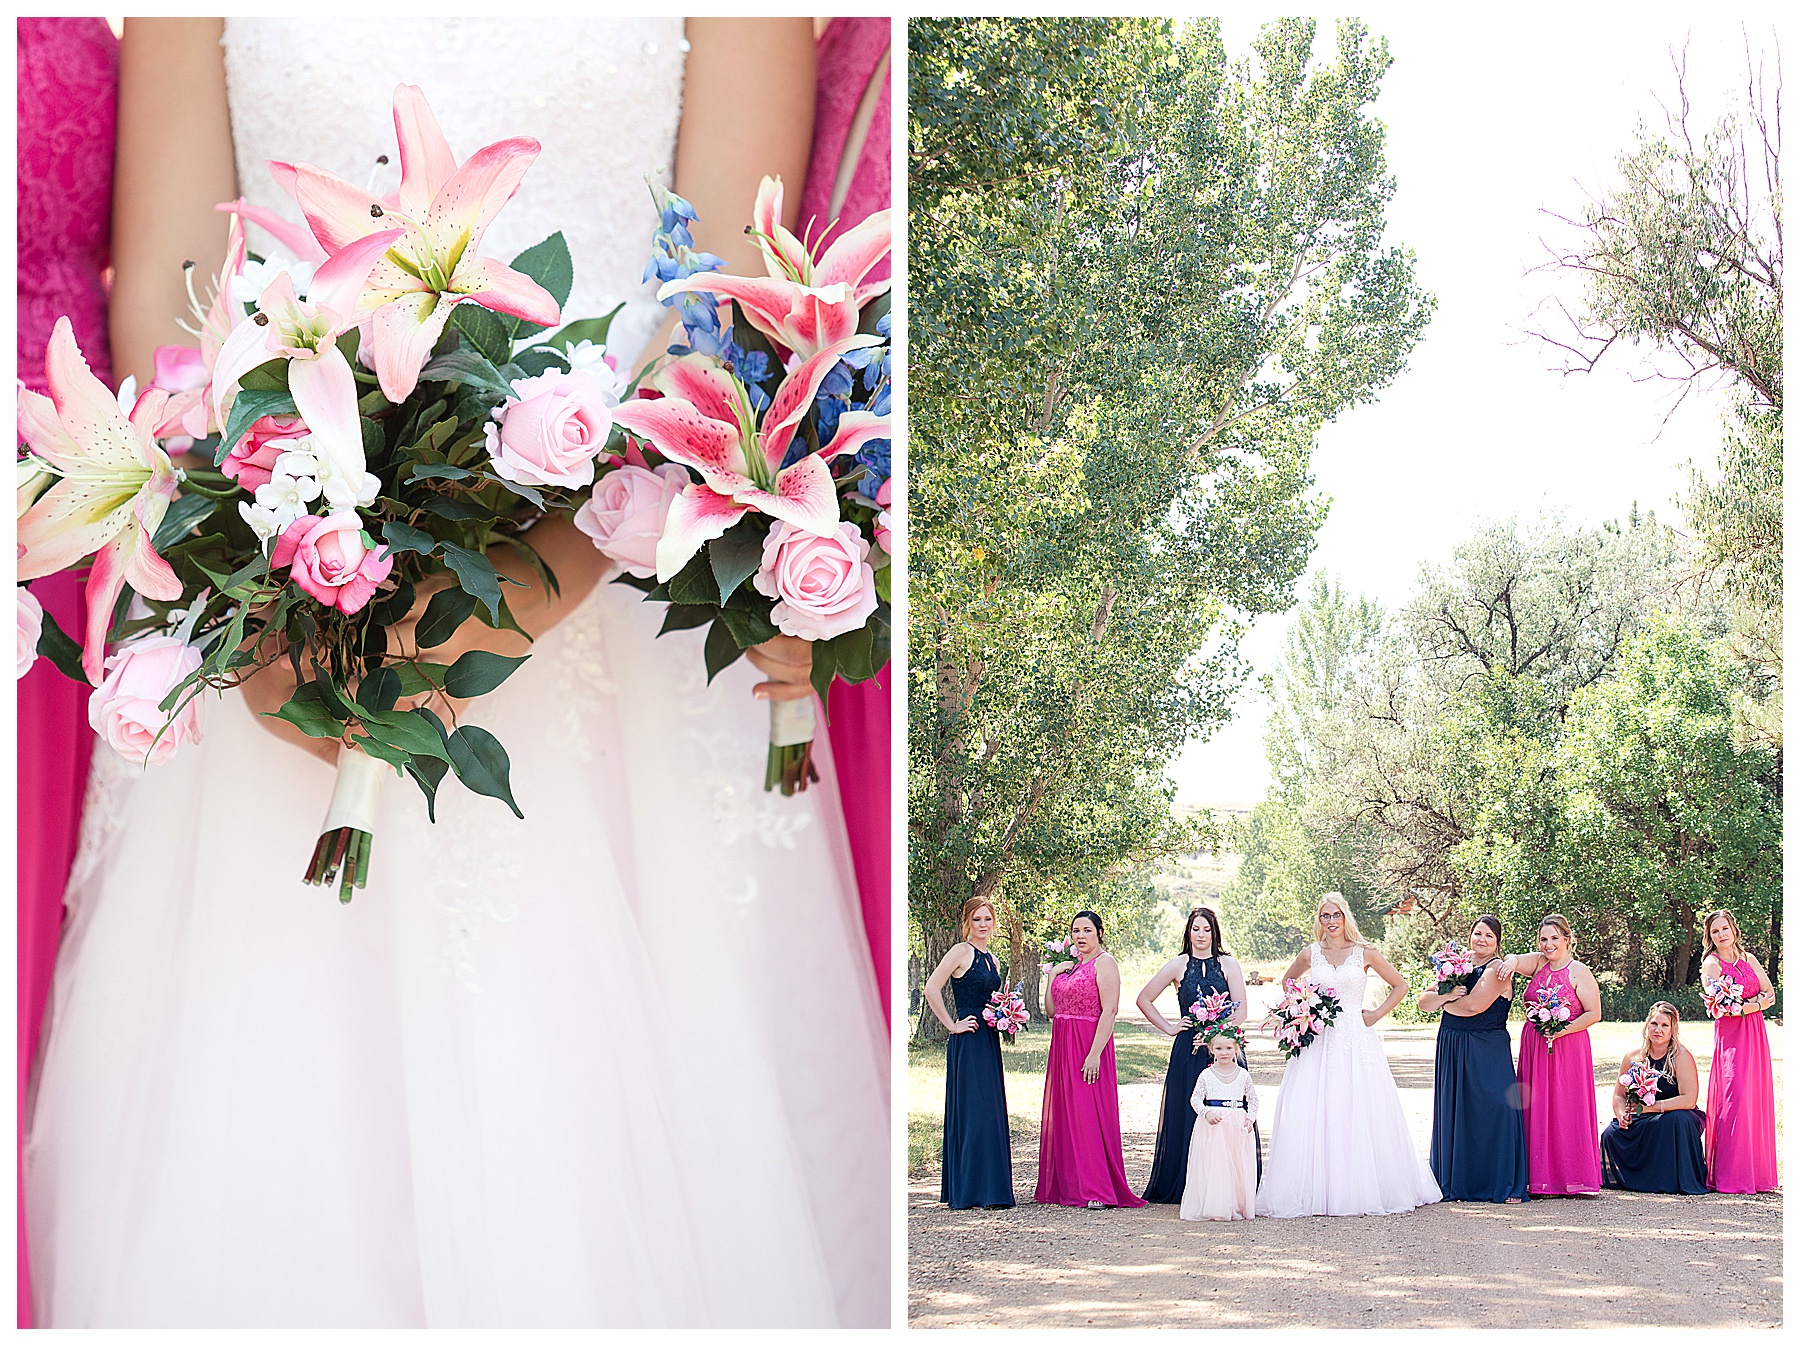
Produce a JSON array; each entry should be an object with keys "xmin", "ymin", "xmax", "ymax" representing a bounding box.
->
[
  {"xmin": 926, "ymin": 894, "xmax": 1780, "ymax": 1221},
  {"xmin": 16, "ymin": 16, "xmax": 890, "ymax": 1329}
]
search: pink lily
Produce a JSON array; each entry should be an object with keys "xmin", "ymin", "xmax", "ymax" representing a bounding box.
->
[
  {"xmin": 656, "ymin": 175, "xmax": 892, "ymax": 358},
  {"xmin": 610, "ymin": 333, "xmax": 885, "ymax": 580},
  {"xmin": 17, "ymin": 318, "xmax": 182, "ymax": 682},
  {"xmin": 150, "ymin": 207, "xmax": 250, "ymax": 440},
  {"xmin": 273, "ymin": 84, "xmax": 560, "ymax": 402},
  {"xmin": 210, "ymin": 227, "xmax": 400, "ymax": 491}
]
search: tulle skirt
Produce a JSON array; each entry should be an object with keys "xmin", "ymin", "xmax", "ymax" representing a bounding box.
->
[
  {"xmin": 1179, "ymin": 1113, "xmax": 1256, "ymax": 1221},
  {"xmin": 24, "ymin": 582, "xmax": 889, "ymax": 1327}
]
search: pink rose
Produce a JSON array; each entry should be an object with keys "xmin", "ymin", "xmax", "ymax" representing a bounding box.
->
[
  {"xmin": 272, "ymin": 513, "xmax": 394, "ymax": 614},
  {"xmin": 753, "ymin": 520, "xmax": 879, "ymax": 642},
  {"xmin": 87, "ymin": 634, "xmax": 205, "ymax": 765},
  {"xmin": 221, "ymin": 414, "xmax": 309, "ymax": 492},
  {"xmin": 573, "ymin": 463, "xmax": 687, "ymax": 578},
  {"xmin": 484, "ymin": 371, "xmax": 615, "ymax": 489},
  {"xmin": 18, "ymin": 587, "xmax": 44, "ymax": 679}
]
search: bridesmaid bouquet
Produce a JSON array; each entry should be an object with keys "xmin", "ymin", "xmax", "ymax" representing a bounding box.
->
[
  {"xmin": 1525, "ymin": 984, "xmax": 1576, "ymax": 1051},
  {"xmin": 1183, "ymin": 989, "xmax": 1240, "ymax": 1055},
  {"xmin": 1702, "ymin": 975, "xmax": 1747, "ymax": 1019},
  {"xmin": 615, "ymin": 175, "xmax": 893, "ymax": 794},
  {"xmin": 1039, "ymin": 934, "xmax": 1075, "ymax": 973},
  {"xmin": 1260, "ymin": 979, "xmax": 1343, "ymax": 1060},
  {"xmin": 1618, "ymin": 1057, "xmax": 1664, "ymax": 1115},
  {"xmin": 1428, "ymin": 940, "xmax": 1476, "ymax": 994},
  {"xmin": 982, "ymin": 984, "xmax": 1030, "ymax": 1042}
]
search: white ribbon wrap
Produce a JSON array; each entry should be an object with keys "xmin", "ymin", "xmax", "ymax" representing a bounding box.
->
[
  {"xmin": 768, "ymin": 696, "xmax": 816, "ymax": 747},
  {"xmin": 320, "ymin": 745, "xmax": 388, "ymax": 835}
]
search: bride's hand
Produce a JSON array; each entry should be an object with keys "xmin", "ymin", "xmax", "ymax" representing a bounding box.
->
[
  {"xmin": 237, "ymin": 642, "xmax": 342, "ymax": 766},
  {"xmin": 1361, "ymin": 1009, "xmax": 1380, "ymax": 1027},
  {"xmin": 746, "ymin": 634, "xmax": 813, "ymax": 702}
]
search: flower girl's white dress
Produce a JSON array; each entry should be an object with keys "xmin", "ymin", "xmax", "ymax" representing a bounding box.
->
[
  {"xmin": 1180, "ymin": 1061, "xmax": 1259, "ymax": 1220},
  {"xmin": 24, "ymin": 18, "xmax": 888, "ymax": 1328}
]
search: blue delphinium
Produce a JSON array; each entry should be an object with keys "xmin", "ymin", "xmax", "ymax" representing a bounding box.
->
[{"xmin": 645, "ymin": 180, "xmax": 724, "ymax": 338}]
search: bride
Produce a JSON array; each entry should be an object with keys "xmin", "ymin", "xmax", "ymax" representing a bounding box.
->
[
  {"xmin": 23, "ymin": 18, "xmax": 888, "ymax": 1328},
  {"xmin": 1256, "ymin": 893, "xmax": 1441, "ymax": 1218}
]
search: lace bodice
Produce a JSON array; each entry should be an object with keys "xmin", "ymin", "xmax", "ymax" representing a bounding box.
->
[
  {"xmin": 1052, "ymin": 958, "xmax": 1104, "ymax": 1020},
  {"xmin": 1305, "ymin": 941, "xmax": 1368, "ymax": 1012},
  {"xmin": 221, "ymin": 18, "xmax": 687, "ymax": 367},
  {"xmin": 1179, "ymin": 954, "xmax": 1228, "ymax": 1016},
  {"xmin": 950, "ymin": 948, "xmax": 1002, "ymax": 1021}
]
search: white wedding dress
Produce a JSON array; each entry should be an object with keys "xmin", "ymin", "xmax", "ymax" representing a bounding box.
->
[
  {"xmin": 24, "ymin": 18, "xmax": 889, "ymax": 1328},
  {"xmin": 1255, "ymin": 943, "xmax": 1442, "ymax": 1217}
]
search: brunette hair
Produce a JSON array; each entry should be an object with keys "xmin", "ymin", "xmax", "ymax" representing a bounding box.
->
[
  {"xmin": 1701, "ymin": 909, "xmax": 1744, "ymax": 961},
  {"xmin": 1071, "ymin": 910, "xmax": 1106, "ymax": 946},
  {"xmin": 958, "ymin": 897, "xmax": 997, "ymax": 942},
  {"xmin": 1472, "ymin": 914, "xmax": 1503, "ymax": 945},
  {"xmin": 1184, "ymin": 907, "xmax": 1228, "ymax": 960},
  {"xmin": 1538, "ymin": 913, "xmax": 1574, "ymax": 947}
]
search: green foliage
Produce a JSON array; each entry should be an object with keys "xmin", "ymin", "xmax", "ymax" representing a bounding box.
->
[
  {"xmin": 1218, "ymin": 798, "xmax": 1383, "ymax": 961},
  {"xmin": 909, "ymin": 18, "xmax": 1429, "ymax": 956}
]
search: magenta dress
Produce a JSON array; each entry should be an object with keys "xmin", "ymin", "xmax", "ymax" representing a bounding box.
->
[
  {"xmin": 1035, "ymin": 959, "xmax": 1147, "ymax": 1208},
  {"xmin": 800, "ymin": 18, "xmax": 893, "ymax": 1024},
  {"xmin": 1516, "ymin": 964, "xmax": 1602, "ymax": 1195},
  {"xmin": 1704, "ymin": 958, "xmax": 1779, "ymax": 1193},
  {"xmin": 16, "ymin": 17, "xmax": 118, "ymax": 1330}
]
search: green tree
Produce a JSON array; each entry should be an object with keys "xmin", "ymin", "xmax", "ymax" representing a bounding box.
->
[{"xmin": 908, "ymin": 18, "xmax": 1432, "ymax": 1007}]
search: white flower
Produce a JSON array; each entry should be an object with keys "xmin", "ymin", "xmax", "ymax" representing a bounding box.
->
[
  {"xmin": 239, "ymin": 500, "xmax": 283, "ymax": 550},
  {"xmin": 231, "ymin": 257, "xmax": 316, "ymax": 306},
  {"xmin": 254, "ymin": 472, "xmax": 320, "ymax": 531},
  {"xmin": 562, "ymin": 340, "xmax": 625, "ymax": 402},
  {"xmin": 114, "ymin": 375, "xmax": 139, "ymax": 416}
]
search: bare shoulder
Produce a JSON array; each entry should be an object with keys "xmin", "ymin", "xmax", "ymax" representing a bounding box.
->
[{"xmin": 1219, "ymin": 953, "xmax": 1243, "ymax": 972}]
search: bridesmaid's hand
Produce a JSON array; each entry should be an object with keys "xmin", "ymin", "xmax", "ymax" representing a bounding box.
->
[
  {"xmin": 746, "ymin": 634, "xmax": 814, "ymax": 702},
  {"xmin": 1081, "ymin": 1056, "xmax": 1100, "ymax": 1084},
  {"xmin": 949, "ymin": 1016, "xmax": 979, "ymax": 1035}
]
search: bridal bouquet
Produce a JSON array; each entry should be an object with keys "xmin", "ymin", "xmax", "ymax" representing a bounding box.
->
[
  {"xmin": 1261, "ymin": 979, "xmax": 1343, "ymax": 1060},
  {"xmin": 1428, "ymin": 940, "xmax": 1476, "ymax": 994},
  {"xmin": 1702, "ymin": 975, "xmax": 1747, "ymax": 1019},
  {"xmin": 612, "ymin": 175, "xmax": 892, "ymax": 794},
  {"xmin": 1183, "ymin": 989, "xmax": 1240, "ymax": 1056},
  {"xmin": 981, "ymin": 983, "xmax": 1030, "ymax": 1043},
  {"xmin": 1618, "ymin": 1057, "xmax": 1664, "ymax": 1116},
  {"xmin": 1524, "ymin": 984, "xmax": 1576, "ymax": 1051}
]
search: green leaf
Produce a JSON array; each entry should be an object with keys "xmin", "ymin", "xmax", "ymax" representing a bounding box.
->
[
  {"xmin": 485, "ymin": 473, "xmax": 546, "ymax": 509},
  {"xmin": 830, "ymin": 623, "xmax": 876, "ymax": 683},
  {"xmin": 405, "ymin": 755, "xmax": 450, "ymax": 822},
  {"xmin": 447, "ymin": 724, "xmax": 523, "ymax": 818},
  {"xmin": 668, "ymin": 549, "xmax": 722, "ymax": 607},
  {"xmin": 420, "ymin": 493, "xmax": 496, "ymax": 523},
  {"xmin": 153, "ymin": 492, "xmax": 218, "ymax": 552},
  {"xmin": 418, "ymin": 347, "xmax": 515, "ymax": 398},
  {"xmin": 347, "ymin": 733, "xmax": 410, "ymax": 771},
  {"xmin": 370, "ymin": 579, "xmax": 416, "ymax": 627},
  {"xmin": 356, "ymin": 707, "xmax": 453, "ymax": 762},
  {"xmin": 451, "ymin": 304, "xmax": 514, "ymax": 365},
  {"xmin": 407, "ymin": 463, "xmax": 480, "ymax": 482},
  {"xmin": 267, "ymin": 695, "xmax": 346, "ymax": 741},
  {"xmin": 440, "ymin": 541, "xmax": 505, "ymax": 621},
  {"xmin": 218, "ymin": 386, "xmax": 298, "ymax": 462},
  {"xmin": 494, "ymin": 535, "xmax": 560, "ymax": 599},
  {"xmin": 441, "ymin": 649, "xmax": 529, "ymax": 699},
  {"xmin": 511, "ymin": 346, "xmax": 569, "ymax": 377},
  {"xmin": 415, "ymin": 586, "xmax": 478, "ymax": 647},
  {"xmin": 237, "ymin": 359, "xmax": 290, "ymax": 393},
  {"xmin": 708, "ymin": 515, "xmax": 767, "ymax": 603},
  {"xmin": 379, "ymin": 520, "xmax": 439, "ymax": 558},
  {"xmin": 395, "ymin": 662, "xmax": 450, "ymax": 697},
  {"xmin": 220, "ymin": 554, "xmax": 271, "ymax": 598},
  {"xmin": 660, "ymin": 603, "xmax": 717, "ymax": 634},
  {"xmin": 809, "ymin": 636, "xmax": 839, "ymax": 704},
  {"xmin": 858, "ymin": 289, "xmax": 892, "ymax": 338},
  {"xmin": 361, "ymin": 415, "xmax": 385, "ymax": 461},
  {"xmin": 545, "ymin": 304, "xmax": 626, "ymax": 354},
  {"xmin": 716, "ymin": 603, "xmax": 780, "ymax": 649},
  {"xmin": 703, "ymin": 617, "xmax": 745, "ymax": 682},
  {"xmin": 505, "ymin": 233, "xmax": 574, "ymax": 339},
  {"xmin": 873, "ymin": 562, "xmax": 892, "ymax": 603},
  {"xmin": 357, "ymin": 666, "xmax": 401, "ymax": 715},
  {"xmin": 33, "ymin": 607, "xmax": 91, "ymax": 685}
]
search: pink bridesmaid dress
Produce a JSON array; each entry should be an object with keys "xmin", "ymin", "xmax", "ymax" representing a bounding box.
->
[
  {"xmin": 1704, "ymin": 958, "xmax": 1780, "ymax": 1193},
  {"xmin": 16, "ymin": 18, "xmax": 120, "ymax": 1327},
  {"xmin": 798, "ymin": 17, "xmax": 893, "ymax": 1024},
  {"xmin": 1035, "ymin": 959, "xmax": 1147, "ymax": 1208},
  {"xmin": 1516, "ymin": 963, "xmax": 1602, "ymax": 1195}
]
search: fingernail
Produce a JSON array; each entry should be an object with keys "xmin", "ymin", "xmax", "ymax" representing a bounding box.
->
[{"xmin": 753, "ymin": 689, "xmax": 770, "ymax": 700}]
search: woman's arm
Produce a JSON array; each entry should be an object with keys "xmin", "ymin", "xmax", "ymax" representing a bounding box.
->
[
  {"xmin": 1279, "ymin": 949, "xmax": 1310, "ymax": 984},
  {"xmin": 1083, "ymin": 955, "xmax": 1122, "ymax": 1084},
  {"xmin": 1045, "ymin": 964, "xmax": 1069, "ymax": 1019},
  {"xmin": 1220, "ymin": 955, "xmax": 1249, "ymax": 1025},
  {"xmin": 922, "ymin": 942, "xmax": 978, "ymax": 1034},
  {"xmin": 1509, "ymin": 951, "xmax": 1547, "ymax": 980},
  {"xmin": 1741, "ymin": 953, "xmax": 1776, "ymax": 1011},
  {"xmin": 1417, "ymin": 982, "xmax": 1465, "ymax": 1014},
  {"xmin": 1134, "ymin": 956, "xmax": 1185, "ymax": 1036},
  {"xmin": 1360, "ymin": 945, "xmax": 1408, "ymax": 1026},
  {"xmin": 111, "ymin": 19, "xmax": 238, "ymax": 388},
  {"xmin": 1649, "ymin": 1045, "xmax": 1701, "ymax": 1112},
  {"xmin": 1443, "ymin": 960, "xmax": 1509, "ymax": 1017},
  {"xmin": 1610, "ymin": 1051, "xmax": 1636, "ymax": 1127},
  {"xmin": 1565, "ymin": 963, "xmax": 1603, "ymax": 1034}
]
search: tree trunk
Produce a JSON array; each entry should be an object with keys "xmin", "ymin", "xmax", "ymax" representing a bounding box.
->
[
  {"xmin": 1669, "ymin": 900, "xmax": 1697, "ymax": 986},
  {"xmin": 912, "ymin": 926, "xmax": 958, "ymax": 1045}
]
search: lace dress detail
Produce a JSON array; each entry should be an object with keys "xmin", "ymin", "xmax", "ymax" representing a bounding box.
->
[
  {"xmin": 221, "ymin": 17, "xmax": 687, "ymax": 368},
  {"xmin": 1053, "ymin": 959, "xmax": 1103, "ymax": 1020}
]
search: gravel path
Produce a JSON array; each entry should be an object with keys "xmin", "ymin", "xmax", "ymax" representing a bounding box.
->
[{"xmin": 909, "ymin": 1023, "xmax": 1783, "ymax": 1328}]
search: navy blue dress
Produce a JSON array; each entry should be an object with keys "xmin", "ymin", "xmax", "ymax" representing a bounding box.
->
[
  {"xmin": 1429, "ymin": 959, "xmax": 1530, "ymax": 1202},
  {"xmin": 1142, "ymin": 955, "xmax": 1259, "ymax": 1201},
  {"xmin": 1601, "ymin": 1051, "xmax": 1707, "ymax": 1194},
  {"xmin": 940, "ymin": 947, "xmax": 1016, "ymax": 1208}
]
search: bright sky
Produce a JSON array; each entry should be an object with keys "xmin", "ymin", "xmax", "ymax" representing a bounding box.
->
[{"xmin": 1170, "ymin": 12, "xmax": 1776, "ymax": 807}]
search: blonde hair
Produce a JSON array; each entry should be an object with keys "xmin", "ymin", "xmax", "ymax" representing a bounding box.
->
[
  {"xmin": 1312, "ymin": 892, "xmax": 1365, "ymax": 945},
  {"xmin": 1636, "ymin": 1001, "xmax": 1686, "ymax": 1069},
  {"xmin": 959, "ymin": 897, "xmax": 997, "ymax": 942},
  {"xmin": 1702, "ymin": 909, "xmax": 1744, "ymax": 961}
]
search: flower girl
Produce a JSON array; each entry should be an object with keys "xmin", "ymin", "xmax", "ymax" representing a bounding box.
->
[{"xmin": 1180, "ymin": 1027, "xmax": 1259, "ymax": 1220}]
